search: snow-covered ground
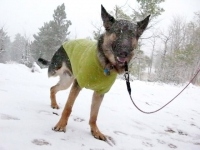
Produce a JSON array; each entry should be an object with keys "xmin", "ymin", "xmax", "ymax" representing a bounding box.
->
[{"xmin": 0, "ymin": 63, "xmax": 200, "ymax": 150}]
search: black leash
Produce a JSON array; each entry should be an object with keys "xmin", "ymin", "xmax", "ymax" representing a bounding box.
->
[{"xmin": 124, "ymin": 62, "xmax": 200, "ymax": 114}]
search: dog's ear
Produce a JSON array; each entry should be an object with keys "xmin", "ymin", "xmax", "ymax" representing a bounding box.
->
[
  {"xmin": 136, "ymin": 15, "xmax": 150, "ymax": 38},
  {"xmin": 101, "ymin": 5, "xmax": 115, "ymax": 31}
]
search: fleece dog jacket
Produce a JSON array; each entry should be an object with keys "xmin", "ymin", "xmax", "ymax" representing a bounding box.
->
[{"xmin": 62, "ymin": 39, "xmax": 117, "ymax": 94}]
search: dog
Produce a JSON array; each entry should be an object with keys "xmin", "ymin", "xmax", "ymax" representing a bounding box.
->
[{"xmin": 38, "ymin": 5, "xmax": 150, "ymax": 141}]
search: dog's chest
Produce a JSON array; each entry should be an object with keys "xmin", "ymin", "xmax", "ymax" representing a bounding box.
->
[{"xmin": 63, "ymin": 39, "xmax": 117, "ymax": 94}]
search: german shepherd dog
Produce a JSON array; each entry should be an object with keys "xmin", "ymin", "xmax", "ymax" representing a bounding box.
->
[{"xmin": 38, "ymin": 5, "xmax": 150, "ymax": 141}]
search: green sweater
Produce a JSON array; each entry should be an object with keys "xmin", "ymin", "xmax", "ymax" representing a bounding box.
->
[{"xmin": 62, "ymin": 39, "xmax": 117, "ymax": 94}]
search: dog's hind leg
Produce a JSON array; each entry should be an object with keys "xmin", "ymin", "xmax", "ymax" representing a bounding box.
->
[
  {"xmin": 50, "ymin": 71, "xmax": 74, "ymax": 109},
  {"xmin": 89, "ymin": 92, "xmax": 106, "ymax": 141},
  {"xmin": 53, "ymin": 79, "xmax": 81, "ymax": 132}
]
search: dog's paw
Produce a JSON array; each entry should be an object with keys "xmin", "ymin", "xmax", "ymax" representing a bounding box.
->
[
  {"xmin": 52, "ymin": 126, "xmax": 66, "ymax": 132},
  {"xmin": 52, "ymin": 121, "xmax": 67, "ymax": 132},
  {"xmin": 51, "ymin": 104, "xmax": 59, "ymax": 109},
  {"xmin": 91, "ymin": 129, "xmax": 106, "ymax": 141}
]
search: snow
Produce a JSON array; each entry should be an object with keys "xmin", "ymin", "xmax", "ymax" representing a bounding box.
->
[
  {"xmin": 31, "ymin": 62, "xmax": 42, "ymax": 73},
  {"xmin": 0, "ymin": 63, "xmax": 200, "ymax": 150}
]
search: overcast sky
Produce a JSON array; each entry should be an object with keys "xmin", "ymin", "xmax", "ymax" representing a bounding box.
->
[{"xmin": 0, "ymin": 0, "xmax": 200, "ymax": 41}]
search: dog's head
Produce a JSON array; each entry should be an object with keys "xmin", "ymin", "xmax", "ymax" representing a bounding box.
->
[{"xmin": 100, "ymin": 5, "xmax": 150, "ymax": 73}]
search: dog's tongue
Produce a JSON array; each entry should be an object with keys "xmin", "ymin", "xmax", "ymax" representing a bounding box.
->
[{"xmin": 117, "ymin": 57, "xmax": 126, "ymax": 63}]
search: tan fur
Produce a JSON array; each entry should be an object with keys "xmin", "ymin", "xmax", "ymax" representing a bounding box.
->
[
  {"xmin": 51, "ymin": 64, "xmax": 107, "ymax": 139},
  {"xmin": 53, "ymin": 80, "xmax": 81, "ymax": 132},
  {"xmin": 89, "ymin": 92, "xmax": 105, "ymax": 140},
  {"xmin": 132, "ymin": 38, "xmax": 138, "ymax": 49},
  {"xmin": 51, "ymin": 65, "xmax": 107, "ymax": 140},
  {"xmin": 102, "ymin": 33, "xmax": 117, "ymax": 65},
  {"xmin": 102, "ymin": 34, "xmax": 138, "ymax": 74}
]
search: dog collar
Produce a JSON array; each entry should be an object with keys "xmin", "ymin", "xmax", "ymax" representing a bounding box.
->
[{"xmin": 104, "ymin": 65, "xmax": 114, "ymax": 76}]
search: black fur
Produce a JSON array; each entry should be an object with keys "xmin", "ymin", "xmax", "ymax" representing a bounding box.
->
[
  {"xmin": 38, "ymin": 46, "xmax": 72, "ymax": 76},
  {"xmin": 38, "ymin": 58, "xmax": 50, "ymax": 66}
]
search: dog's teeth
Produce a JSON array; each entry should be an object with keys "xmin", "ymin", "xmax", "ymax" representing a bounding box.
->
[{"xmin": 117, "ymin": 57, "xmax": 126, "ymax": 63}]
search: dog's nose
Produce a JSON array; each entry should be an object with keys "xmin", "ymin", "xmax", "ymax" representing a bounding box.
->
[{"xmin": 119, "ymin": 51, "xmax": 128, "ymax": 58}]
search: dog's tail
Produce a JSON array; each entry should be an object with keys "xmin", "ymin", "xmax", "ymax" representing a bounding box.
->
[
  {"xmin": 38, "ymin": 58, "xmax": 56, "ymax": 77},
  {"xmin": 37, "ymin": 46, "xmax": 68, "ymax": 77},
  {"xmin": 38, "ymin": 58, "xmax": 50, "ymax": 66}
]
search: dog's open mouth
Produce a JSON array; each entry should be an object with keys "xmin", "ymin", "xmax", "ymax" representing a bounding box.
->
[{"xmin": 117, "ymin": 57, "xmax": 127, "ymax": 65}]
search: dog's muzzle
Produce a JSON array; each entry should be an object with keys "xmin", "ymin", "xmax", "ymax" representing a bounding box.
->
[{"xmin": 116, "ymin": 51, "xmax": 128, "ymax": 65}]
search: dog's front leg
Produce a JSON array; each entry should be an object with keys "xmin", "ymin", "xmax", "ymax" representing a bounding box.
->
[
  {"xmin": 89, "ymin": 92, "xmax": 106, "ymax": 141},
  {"xmin": 53, "ymin": 79, "xmax": 81, "ymax": 132}
]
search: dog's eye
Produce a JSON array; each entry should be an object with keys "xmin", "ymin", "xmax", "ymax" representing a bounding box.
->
[
  {"xmin": 129, "ymin": 31, "xmax": 136, "ymax": 37},
  {"xmin": 132, "ymin": 33, "xmax": 136, "ymax": 37}
]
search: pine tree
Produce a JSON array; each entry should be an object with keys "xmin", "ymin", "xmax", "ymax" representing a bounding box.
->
[
  {"xmin": 9, "ymin": 34, "xmax": 30, "ymax": 64},
  {"xmin": 112, "ymin": 5, "xmax": 131, "ymax": 20},
  {"xmin": 31, "ymin": 3, "xmax": 71, "ymax": 60},
  {"xmin": 131, "ymin": 0, "xmax": 165, "ymax": 21},
  {"xmin": 0, "ymin": 27, "xmax": 11, "ymax": 63}
]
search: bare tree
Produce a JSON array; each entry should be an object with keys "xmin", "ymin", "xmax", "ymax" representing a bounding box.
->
[
  {"xmin": 154, "ymin": 14, "xmax": 200, "ymax": 84},
  {"xmin": 91, "ymin": 22, "xmax": 103, "ymax": 40},
  {"xmin": 147, "ymin": 32, "xmax": 159, "ymax": 79}
]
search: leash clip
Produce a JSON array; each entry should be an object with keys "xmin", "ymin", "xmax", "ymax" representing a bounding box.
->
[
  {"xmin": 124, "ymin": 62, "xmax": 131, "ymax": 95},
  {"xmin": 124, "ymin": 71, "xmax": 129, "ymax": 81},
  {"xmin": 124, "ymin": 61, "xmax": 129, "ymax": 81}
]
